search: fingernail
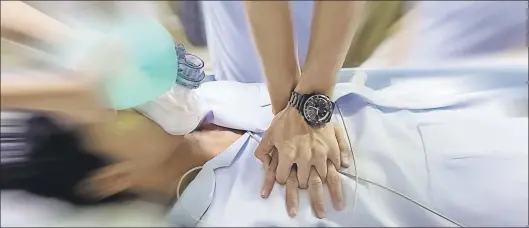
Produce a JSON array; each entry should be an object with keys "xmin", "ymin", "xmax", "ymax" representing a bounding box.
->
[
  {"xmin": 261, "ymin": 190, "xmax": 268, "ymax": 199},
  {"xmin": 316, "ymin": 211, "xmax": 326, "ymax": 219},
  {"xmin": 338, "ymin": 202, "xmax": 345, "ymax": 211},
  {"xmin": 289, "ymin": 208, "xmax": 297, "ymax": 217}
]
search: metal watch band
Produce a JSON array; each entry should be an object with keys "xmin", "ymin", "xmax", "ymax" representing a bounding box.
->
[{"xmin": 288, "ymin": 91, "xmax": 306, "ymax": 113}]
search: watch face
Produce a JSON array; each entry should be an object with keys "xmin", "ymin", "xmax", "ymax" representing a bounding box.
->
[{"xmin": 302, "ymin": 94, "xmax": 333, "ymax": 126}]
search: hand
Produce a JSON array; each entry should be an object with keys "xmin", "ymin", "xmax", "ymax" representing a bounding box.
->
[
  {"xmin": 255, "ymin": 107, "xmax": 347, "ymax": 188},
  {"xmin": 260, "ymin": 124, "xmax": 350, "ymax": 218}
]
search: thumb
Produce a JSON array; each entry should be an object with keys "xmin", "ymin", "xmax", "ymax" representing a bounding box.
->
[{"xmin": 254, "ymin": 132, "xmax": 274, "ymax": 164}]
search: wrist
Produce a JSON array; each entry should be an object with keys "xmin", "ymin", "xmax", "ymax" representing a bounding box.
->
[
  {"xmin": 272, "ymin": 103, "xmax": 287, "ymax": 115},
  {"xmin": 287, "ymin": 90, "xmax": 335, "ymax": 128},
  {"xmin": 283, "ymin": 105, "xmax": 303, "ymax": 118},
  {"xmin": 294, "ymin": 80, "xmax": 334, "ymax": 98},
  {"xmin": 295, "ymin": 59, "xmax": 340, "ymax": 97},
  {"xmin": 269, "ymin": 76, "xmax": 299, "ymax": 115},
  {"xmin": 271, "ymin": 92, "xmax": 292, "ymax": 115}
]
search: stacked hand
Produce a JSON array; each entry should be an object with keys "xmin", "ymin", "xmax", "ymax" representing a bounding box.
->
[{"xmin": 255, "ymin": 107, "xmax": 350, "ymax": 218}]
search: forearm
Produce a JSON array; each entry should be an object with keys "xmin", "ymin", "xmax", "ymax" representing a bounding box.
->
[
  {"xmin": 0, "ymin": 1, "xmax": 76, "ymax": 45},
  {"xmin": 1, "ymin": 82, "xmax": 115, "ymax": 124},
  {"xmin": 243, "ymin": 1, "xmax": 300, "ymax": 114},
  {"xmin": 296, "ymin": 1, "xmax": 361, "ymax": 97}
]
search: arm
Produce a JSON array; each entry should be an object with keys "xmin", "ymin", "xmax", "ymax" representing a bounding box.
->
[
  {"xmin": 0, "ymin": 1, "xmax": 76, "ymax": 44},
  {"xmin": 243, "ymin": 1, "xmax": 300, "ymax": 114},
  {"xmin": 1, "ymin": 72, "xmax": 115, "ymax": 124},
  {"xmin": 295, "ymin": 1, "xmax": 361, "ymax": 96}
]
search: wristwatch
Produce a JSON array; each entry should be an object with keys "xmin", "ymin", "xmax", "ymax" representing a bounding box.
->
[{"xmin": 288, "ymin": 91, "xmax": 334, "ymax": 128}]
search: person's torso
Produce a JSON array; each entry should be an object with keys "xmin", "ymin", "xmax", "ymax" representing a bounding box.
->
[{"xmin": 200, "ymin": 1, "xmax": 313, "ymax": 83}]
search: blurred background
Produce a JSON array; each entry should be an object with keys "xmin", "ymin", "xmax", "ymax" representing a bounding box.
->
[
  {"xmin": 1, "ymin": 1, "xmax": 409, "ymax": 75},
  {"xmin": 1, "ymin": 1, "xmax": 213, "ymax": 72},
  {"xmin": 2, "ymin": 1, "xmax": 527, "ymax": 77}
]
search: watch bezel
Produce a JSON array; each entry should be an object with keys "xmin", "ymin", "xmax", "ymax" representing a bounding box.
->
[{"xmin": 301, "ymin": 94, "xmax": 334, "ymax": 128}]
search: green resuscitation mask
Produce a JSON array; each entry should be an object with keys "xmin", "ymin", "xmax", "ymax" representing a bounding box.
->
[
  {"xmin": 60, "ymin": 15, "xmax": 179, "ymax": 110},
  {"xmin": 101, "ymin": 16, "xmax": 179, "ymax": 110}
]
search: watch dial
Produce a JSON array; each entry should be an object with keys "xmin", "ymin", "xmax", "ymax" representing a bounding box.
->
[{"xmin": 303, "ymin": 95, "xmax": 332, "ymax": 125}]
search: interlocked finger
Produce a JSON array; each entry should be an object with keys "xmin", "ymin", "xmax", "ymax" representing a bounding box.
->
[
  {"xmin": 308, "ymin": 167, "xmax": 326, "ymax": 219},
  {"xmin": 261, "ymin": 148, "xmax": 279, "ymax": 198},
  {"xmin": 334, "ymin": 124, "xmax": 350, "ymax": 168},
  {"xmin": 312, "ymin": 149, "xmax": 328, "ymax": 181},
  {"xmin": 326, "ymin": 160, "xmax": 345, "ymax": 211},
  {"xmin": 285, "ymin": 168, "xmax": 299, "ymax": 218},
  {"xmin": 327, "ymin": 137, "xmax": 341, "ymax": 170},
  {"xmin": 254, "ymin": 132, "xmax": 275, "ymax": 164},
  {"xmin": 296, "ymin": 143, "xmax": 311, "ymax": 189},
  {"xmin": 276, "ymin": 145, "xmax": 296, "ymax": 185}
]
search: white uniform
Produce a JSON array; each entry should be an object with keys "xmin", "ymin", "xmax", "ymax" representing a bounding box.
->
[
  {"xmin": 202, "ymin": 1, "xmax": 527, "ymax": 81},
  {"xmin": 365, "ymin": 1, "xmax": 527, "ymax": 67},
  {"xmin": 169, "ymin": 61, "xmax": 529, "ymax": 226},
  {"xmin": 201, "ymin": 1, "xmax": 313, "ymax": 83},
  {"xmin": 407, "ymin": 1, "xmax": 526, "ymax": 64}
]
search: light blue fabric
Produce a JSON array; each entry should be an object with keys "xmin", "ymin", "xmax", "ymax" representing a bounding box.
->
[
  {"xmin": 341, "ymin": 64, "xmax": 529, "ymax": 91},
  {"xmin": 201, "ymin": 1, "xmax": 313, "ymax": 83},
  {"xmin": 168, "ymin": 65, "xmax": 528, "ymax": 226},
  {"xmin": 169, "ymin": 133, "xmax": 255, "ymax": 226},
  {"xmin": 202, "ymin": 1, "xmax": 526, "ymax": 83},
  {"xmin": 408, "ymin": 1, "xmax": 527, "ymax": 63}
]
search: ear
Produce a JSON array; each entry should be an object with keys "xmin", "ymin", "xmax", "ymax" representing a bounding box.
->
[{"xmin": 76, "ymin": 162, "xmax": 135, "ymax": 200}]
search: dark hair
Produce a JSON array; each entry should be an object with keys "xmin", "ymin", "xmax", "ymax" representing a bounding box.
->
[{"xmin": 1, "ymin": 113, "xmax": 133, "ymax": 205}]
